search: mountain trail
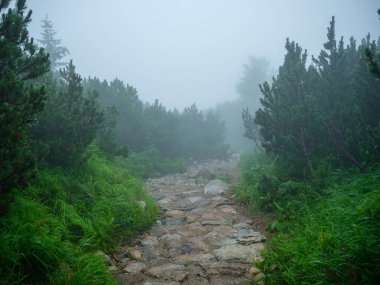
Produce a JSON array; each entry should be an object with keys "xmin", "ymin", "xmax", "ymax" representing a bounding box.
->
[{"xmin": 112, "ymin": 158, "xmax": 266, "ymax": 285}]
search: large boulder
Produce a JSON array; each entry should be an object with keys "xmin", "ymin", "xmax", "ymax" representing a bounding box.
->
[{"xmin": 204, "ymin": 179, "xmax": 229, "ymax": 195}]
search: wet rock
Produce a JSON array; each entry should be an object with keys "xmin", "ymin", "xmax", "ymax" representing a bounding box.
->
[
  {"xmin": 146, "ymin": 264, "xmax": 188, "ymax": 281},
  {"xmin": 213, "ymin": 244, "xmax": 264, "ymax": 263},
  {"xmin": 143, "ymin": 281, "xmax": 181, "ymax": 285},
  {"xmin": 185, "ymin": 222, "xmax": 208, "ymax": 235},
  {"xmin": 204, "ymin": 179, "xmax": 229, "ymax": 195},
  {"xmin": 204, "ymin": 261, "xmax": 248, "ymax": 276},
  {"xmin": 164, "ymin": 218, "xmax": 187, "ymax": 226},
  {"xmin": 117, "ymin": 274, "xmax": 144, "ymax": 285},
  {"xmin": 160, "ymin": 233, "xmax": 181, "ymax": 241},
  {"xmin": 141, "ymin": 236, "xmax": 159, "ymax": 246},
  {"xmin": 201, "ymin": 219, "xmax": 233, "ymax": 226},
  {"xmin": 166, "ymin": 210, "xmax": 186, "ymax": 218},
  {"xmin": 128, "ymin": 248, "xmax": 142, "ymax": 260},
  {"xmin": 236, "ymin": 229, "xmax": 266, "ymax": 244},
  {"xmin": 176, "ymin": 253, "xmax": 216, "ymax": 265},
  {"xmin": 183, "ymin": 276, "xmax": 209, "ymax": 285},
  {"xmin": 123, "ymin": 262, "xmax": 145, "ymax": 274},
  {"xmin": 141, "ymin": 245, "xmax": 164, "ymax": 260},
  {"xmin": 219, "ymin": 206, "xmax": 237, "ymax": 214}
]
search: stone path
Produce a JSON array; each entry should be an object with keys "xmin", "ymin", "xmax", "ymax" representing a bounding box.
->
[{"xmin": 112, "ymin": 159, "xmax": 266, "ymax": 285}]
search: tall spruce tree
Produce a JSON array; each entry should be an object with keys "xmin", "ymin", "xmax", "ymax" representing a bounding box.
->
[
  {"xmin": 0, "ymin": 0, "xmax": 49, "ymax": 195},
  {"xmin": 37, "ymin": 15, "xmax": 69, "ymax": 70}
]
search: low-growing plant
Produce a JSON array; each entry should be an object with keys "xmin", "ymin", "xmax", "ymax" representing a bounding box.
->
[
  {"xmin": 258, "ymin": 168, "xmax": 380, "ymax": 284},
  {"xmin": 0, "ymin": 145, "xmax": 159, "ymax": 284}
]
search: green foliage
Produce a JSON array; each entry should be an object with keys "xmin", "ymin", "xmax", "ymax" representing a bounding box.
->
[
  {"xmin": 83, "ymin": 78, "xmax": 229, "ymax": 160},
  {"xmin": 0, "ymin": 0, "xmax": 49, "ymax": 195},
  {"xmin": 0, "ymin": 145, "xmax": 158, "ymax": 284},
  {"xmin": 261, "ymin": 169, "xmax": 380, "ymax": 285},
  {"xmin": 117, "ymin": 147, "xmax": 186, "ymax": 179},
  {"xmin": 243, "ymin": 17, "xmax": 380, "ymax": 177},
  {"xmin": 32, "ymin": 61, "xmax": 105, "ymax": 166}
]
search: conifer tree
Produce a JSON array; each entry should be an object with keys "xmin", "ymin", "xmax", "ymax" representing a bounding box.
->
[
  {"xmin": 38, "ymin": 15, "xmax": 69, "ymax": 70},
  {"xmin": 251, "ymin": 39, "xmax": 319, "ymax": 176},
  {"xmin": 33, "ymin": 61, "xmax": 104, "ymax": 165},
  {"xmin": 0, "ymin": 0, "xmax": 49, "ymax": 195}
]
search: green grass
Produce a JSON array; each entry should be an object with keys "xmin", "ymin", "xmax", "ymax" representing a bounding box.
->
[
  {"xmin": 0, "ymin": 145, "xmax": 159, "ymax": 284},
  {"xmin": 237, "ymin": 151, "xmax": 380, "ymax": 285},
  {"xmin": 261, "ymin": 169, "xmax": 380, "ymax": 284},
  {"xmin": 115, "ymin": 147, "xmax": 186, "ymax": 178}
]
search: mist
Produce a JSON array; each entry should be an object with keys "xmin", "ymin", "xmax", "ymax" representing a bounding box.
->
[{"xmin": 27, "ymin": 0, "xmax": 379, "ymax": 110}]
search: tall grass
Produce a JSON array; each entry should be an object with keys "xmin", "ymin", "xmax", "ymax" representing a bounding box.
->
[
  {"xmin": 236, "ymin": 151, "xmax": 380, "ymax": 284},
  {"xmin": 261, "ymin": 169, "xmax": 380, "ymax": 284},
  {"xmin": 0, "ymin": 145, "xmax": 159, "ymax": 284}
]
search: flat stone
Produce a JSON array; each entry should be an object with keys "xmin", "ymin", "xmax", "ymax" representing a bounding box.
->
[
  {"xmin": 185, "ymin": 276, "xmax": 209, "ymax": 285},
  {"xmin": 186, "ymin": 213, "xmax": 201, "ymax": 223},
  {"xmin": 117, "ymin": 274, "xmax": 144, "ymax": 285},
  {"xmin": 141, "ymin": 245, "xmax": 164, "ymax": 260},
  {"xmin": 160, "ymin": 233, "xmax": 182, "ymax": 241},
  {"xmin": 176, "ymin": 253, "xmax": 216, "ymax": 265},
  {"xmin": 212, "ymin": 226, "xmax": 237, "ymax": 235},
  {"xmin": 211, "ymin": 237, "xmax": 238, "ymax": 246},
  {"xmin": 166, "ymin": 210, "xmax": 186, "ymax": 218},
  {"xmin": 204, "ymin": 179, "xmax": 229, "ymax": 195},
  {"xmin": 204, "ymin": 261, "xmax": 248, "ymax": 276},
  {"xmin": 123, "ymin": 262, "xmax": 145, "ymax": 274},
  {"xmin": 146, "ymin": 264, "xmax": 188, "ymax": 281},
  {"xmin": 143, "ymin": 281, "xmax": 181, "ymax": 285},
  {"xmin": 164, "ymin": 218, "xmax": 186, "ymax": 226},
  {"xmin": 185, "ymin": 222, "xmax": 208, "ymax": 235},
  {"xmin": 188, "ymin": 196, "xmax": 210, "ymax": 204},
  {"xmin": 219, "ymin": 206, "xmax": 237, "ymax": 214},
  {"xmin": 213, "ymin": 244, "xmax": 264, "ymax": 263},
  {"xmin": 141, "ymin": 236, "xmax": 159, "ymax": 246},
  {"xmin": 201, "ymin": 219, "xmax": 233, "ymax": 226},
  {"xmin": 166, "ymin": 240, "xmax": 203, "ymax": 256}
]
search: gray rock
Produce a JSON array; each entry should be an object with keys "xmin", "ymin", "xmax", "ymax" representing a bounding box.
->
[
  {"xmin": 164, "ymin": 218, "xmax": 187, "ymax": 226},
  {"xmin": 201, "ymin": 219, "xmax": 233, "ymax": 226},
  {"xmin": 123, "ymin": 262, "xmax": 145, "ymax": 274},
  {"xmin": 140, "ymin": 236, "xmax": 159, "ymax": 246},
  {"xmin": 143, "ymin": 281, "xmax": 181, "ymax": 285},
  {"xmin": 185, "ymin": 276, "xmax": 209, "ymax": 285},
  {"xmin": 213, "ymin": 244, "xmax": 264, "ymax": 263},
  {"xmin": 146, "ymin": 264, "xmax": 188, "ymax": 281},
  {"xmin": 176, "ymin": 253, "xmax": 216, "ymax": 265},
  {"xmin": 160, "ymin": 233, "xmax": 181, "ymax": 241},
  {"xmin": 204, "ymin": 179, "xmax": 229, "ymax": 195},
  {"xmin": 204, "ymin": 261, "xmax": 248, "ymax": 276}
]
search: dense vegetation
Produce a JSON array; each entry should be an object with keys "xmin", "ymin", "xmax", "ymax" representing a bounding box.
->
[
  {"xmin": 237, "ymin": 17, "xmax": 380, "ymax": 284},
  {"xmin": 0, "ymin": 1, "xmax": 228, "ymax": 283}
]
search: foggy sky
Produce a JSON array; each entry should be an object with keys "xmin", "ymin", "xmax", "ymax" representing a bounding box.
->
[{"xmin": 26, "ymin": 0, "xmax": 379, "ymax": 110}]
